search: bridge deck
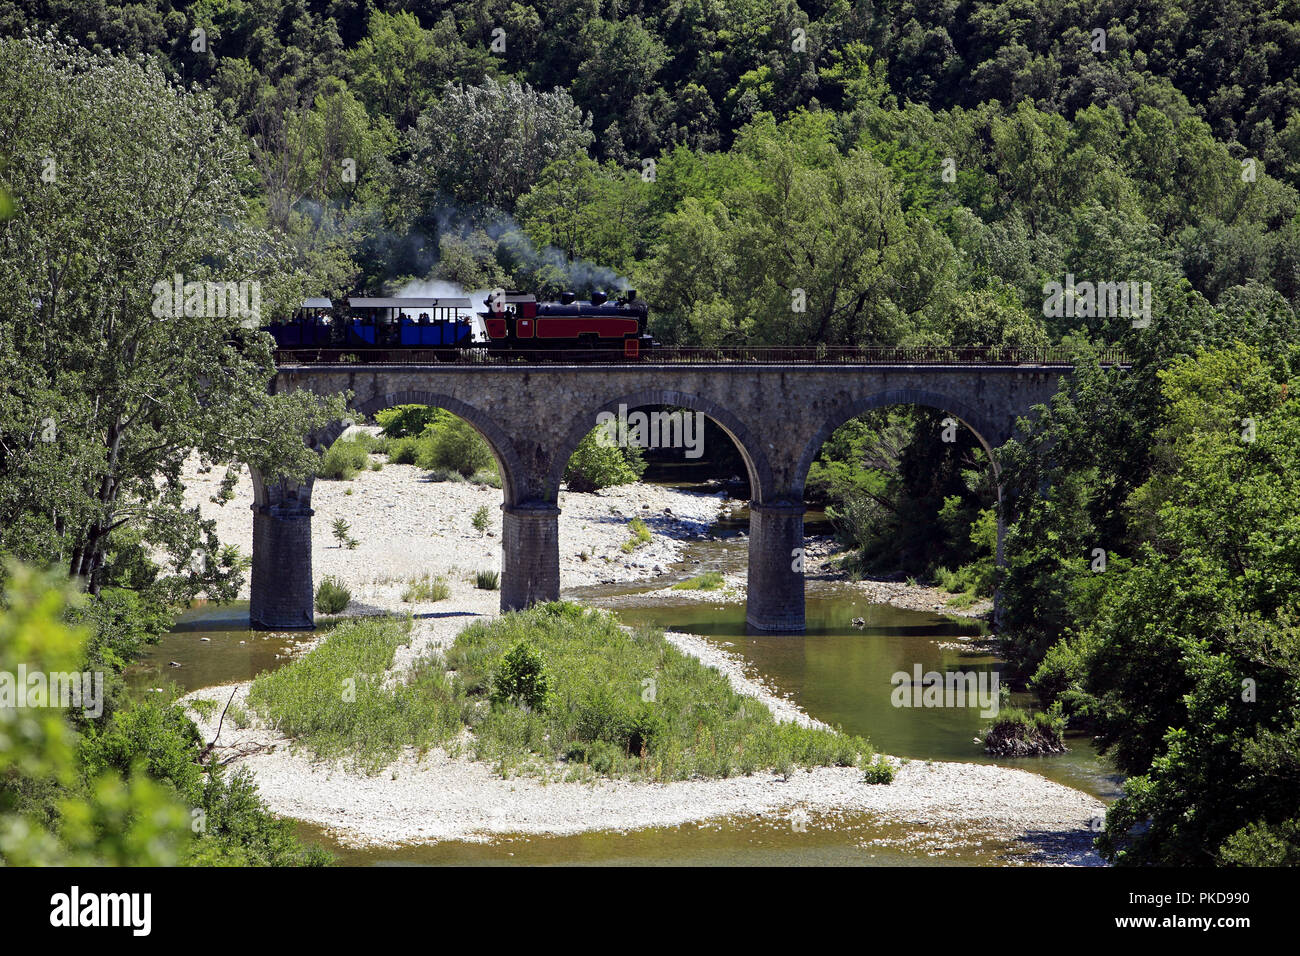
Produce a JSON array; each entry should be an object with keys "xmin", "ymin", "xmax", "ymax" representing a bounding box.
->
[{"xmin": 274, "ymin": 345, "xmax": 1129, "ymax": 368}]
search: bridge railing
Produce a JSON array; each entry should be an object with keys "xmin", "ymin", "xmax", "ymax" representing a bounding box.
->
[{"xmin": 274, "ymin": 346, "xmax": 1130, "ymax": 366}]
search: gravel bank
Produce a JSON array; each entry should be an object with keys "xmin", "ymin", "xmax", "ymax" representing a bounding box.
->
[{"xmin": 181, "ymin": 437, "xmax": 723, "ymax": 600}]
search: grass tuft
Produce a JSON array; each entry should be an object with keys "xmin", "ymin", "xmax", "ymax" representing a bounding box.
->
[
  {"xmin": 401, "ymin": 573, "xmax": 450, "ymax": 603},
  {"xmin": 314, "ymin": 576, "xmax": 351, "ymax": 614},
  {"xmin": 671, "ymin": 571, "xmax": 725, "ymax": 591}
]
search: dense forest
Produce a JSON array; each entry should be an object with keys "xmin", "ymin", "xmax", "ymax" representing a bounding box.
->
[{"xmin": 1, "ymin": 1, "xmax": 1299, "ymax": 866}]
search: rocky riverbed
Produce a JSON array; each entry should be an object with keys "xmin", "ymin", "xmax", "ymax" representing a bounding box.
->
[{"xmin": 178, "ymin": 447, "xmax": 1100, "ymax": 864}]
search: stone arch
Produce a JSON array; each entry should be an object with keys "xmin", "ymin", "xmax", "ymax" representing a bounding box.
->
[
  {"xmin": 545, "ymin": 388, "xmax": 774, "ymax": 502},
  {"xmin": 792, "ymin": 387, "xmax": 1005, "ymax": 500},
  {"xmin": 309, "ymin": 389, "xmax": 528, "ymax": 506}
]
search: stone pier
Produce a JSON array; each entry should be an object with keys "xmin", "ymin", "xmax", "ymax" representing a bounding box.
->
[
  {"xmin": 500, "ymin": 502, "xmax": 561, "ymax": 612},
  {"xmin": 744, "ymin": 501, "xmax": 806, "ymax": 632},
  {"xmin": 248, "ymin": 472, "xmax": 315, "ymax": 629}
]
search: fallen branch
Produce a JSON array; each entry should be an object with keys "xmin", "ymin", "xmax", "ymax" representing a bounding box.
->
[{"xmin": 200, "ymin": 686, "xmax": 239, "ymax": 764}]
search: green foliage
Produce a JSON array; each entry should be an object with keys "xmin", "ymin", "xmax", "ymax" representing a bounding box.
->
[
  {"xmin": 862, "ymin": 754, "xmax": 896, "ymax": 785},
  {"xmin": 0, "ymin": 34, "xmax": 344, "ymax": 602},
  {"xmin": 314, "ymin": 576, "xmax": 351, "ymax": 614},
  {"xmin": 471, "ymin": 506, "xmax": 491, "ymax": 534},
  {"xmin": 73, "ymin": 585, "xmax": 174, "ymax": 676},
  {"xmin": 415, "ymin": 412, "xmax": 496, "ymax": 479},
  {"xmin": 247, "ymin": 602, "xmax": 872, "ymax": 782},
  {"xmin": 320, "ymin": 435, "xmax": 374, "ymax": 480},
  {"xmin": 0, "ymin": 564, "xmax": 324, "ymax": 865},
  {"xmin": 620, "ymin": 519, "xmax": 652, "ymax": 554},
  {"xmin": 563, "ymin": 426, "xmax": 647, "ymax": 492},
  {"xmin": 475, "ymin": 569, "xmax": 500, "ymax": 591},
  {"xmin": 490, "ymin": 641, "xmax": 553, "ymax": 711},
  {"xmin": 331, "ymin": 518, "xmax": 351, "ymax": 547},
  {"xmin": 401, "ymin": 78, "xmax": 593, "ymax": 214},
  {"xmin": 385, "ymin": 436, "xmax": 420, "ymax": 464},
  {"xmin": 825, "ymin": 409, "xmax": 997, "ymax": 580},
  {"xmin": 8, "ymin": 0, "xmax": 1300, "ymax": 871},
  {"xmin": 1001, "ymin": 346, "xmax": 1300, "ymax": 865},
  {"xmin": 186, "ymin": 765, "xmax": 331, "ymax": 866},
  {"xmin": 932, "ymin": 501, "xmax": 995, "ymax": 601},
  {"xmin": 375, "ymin": 405, "xmax": 440, "ymax": 439},
  {"xmin": 1075, "ymin": 350, "xmax": 1300, "ymax": 865},
  {"xmin": 80, "ymin": 699, "xmax": 205, "ymax": 798}
]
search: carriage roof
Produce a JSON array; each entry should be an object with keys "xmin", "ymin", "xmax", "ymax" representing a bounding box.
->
[{"xmin": 347, "ymin": 297, "xmax": 472, "ymax": 309}]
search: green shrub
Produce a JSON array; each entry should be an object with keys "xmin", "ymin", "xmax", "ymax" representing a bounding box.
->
[
  {"xmin": 376, "ymin": 407, "xmax": 499, "ymax": 479},
  {"xmin": 80, "ymin": 698, "xmax": 205, "ymax": 797},
  {"xmin": 319, "ymin": 436, "xmax": 372, "ymax": 480},
  {"xmin": 475, "ymin": 569, "xmax": 500, "ymax": 590},
  {"xmin": 346, "ymin": 430, "xmax": 385, "ymax": 453},
  {"xmin": 314, "ymin": 576, "xmax": 351, "ymax": 614},
  {"xmin": 401, "ymin": 573, "xmax": 450, "ymax": 603},
  {"xmin": 386, "ymin": 436, "xmax": 420, "ymax": 464},
  {"xmin": 490, "ymin": 641, "xmax": 552, "ymax": 711},
  {"xmin": 375, "ymin": 404, "xmax": 440, "ymax": 438},
  {"xmin": 1029, "ymin": 637, "xmax": 1090, "ymax": 713},
  {"xmin": 416, "ymin": 412, "xmax": 495, "ymax": 477},
  {"xmin": 471, "ymin": 505, "xmax": 491, "ymax": 534},
  {"xmin": 331, "ymin": 518, "xmax": 351, "ymax": 547},
  {"xmin": 862, "ymin": 753, "xmax": 895, "ymax": 784},
  {"xmin": 444, "ymin": 603, "xmax": 871, "ymax": 781},
  {"xmin": 621, "ymin": 517, "xmax": 652, "ymax": 552},
  {"xmin": 563, "ymin": 426, "xmax": 646, "ymax": 492},
  {"xmin": 982, "ymin": 706, "xmax": 1067, "ymax": 756},
  {"xmin": 243, "ymin": 602, "xmax": 872, "ymax": 782}
]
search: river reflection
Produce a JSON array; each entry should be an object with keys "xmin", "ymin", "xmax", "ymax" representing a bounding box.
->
[{"xmin": 123, "ymin": 600, "xmax": 317, "ymax": 698}]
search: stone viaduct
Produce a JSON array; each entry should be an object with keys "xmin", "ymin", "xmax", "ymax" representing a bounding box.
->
[{"xmin": 249, "ymin": 362, "xmax": 1068, "ymax": 632}]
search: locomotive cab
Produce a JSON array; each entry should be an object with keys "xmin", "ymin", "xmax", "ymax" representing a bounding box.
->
[{"xmin": 482, "ymin": 289, "xmax": 650, "ymax": 353}]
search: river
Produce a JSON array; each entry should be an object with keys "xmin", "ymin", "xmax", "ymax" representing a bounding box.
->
[{"xmin": 126, "ymin": 499, "xmax": 1119, "ymax": 866}]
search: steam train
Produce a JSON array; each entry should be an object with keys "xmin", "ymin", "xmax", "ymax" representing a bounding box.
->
[{"xmin": 262, "ymin": 290, "xmax": 655, "ymax": 360}]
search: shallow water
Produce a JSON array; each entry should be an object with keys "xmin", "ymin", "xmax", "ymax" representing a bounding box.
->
[
  {"xmin": 295, "ymin": 811, "xmax": 1049, "ymax": 867},
  {"xmin": 123, "ymin": 600, "xmax": 316, "ymax": 698}
]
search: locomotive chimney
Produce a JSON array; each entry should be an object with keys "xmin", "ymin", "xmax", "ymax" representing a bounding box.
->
[{"xmin": 625, "ymin": 289, "xmax": 637, "ymax": 302}]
